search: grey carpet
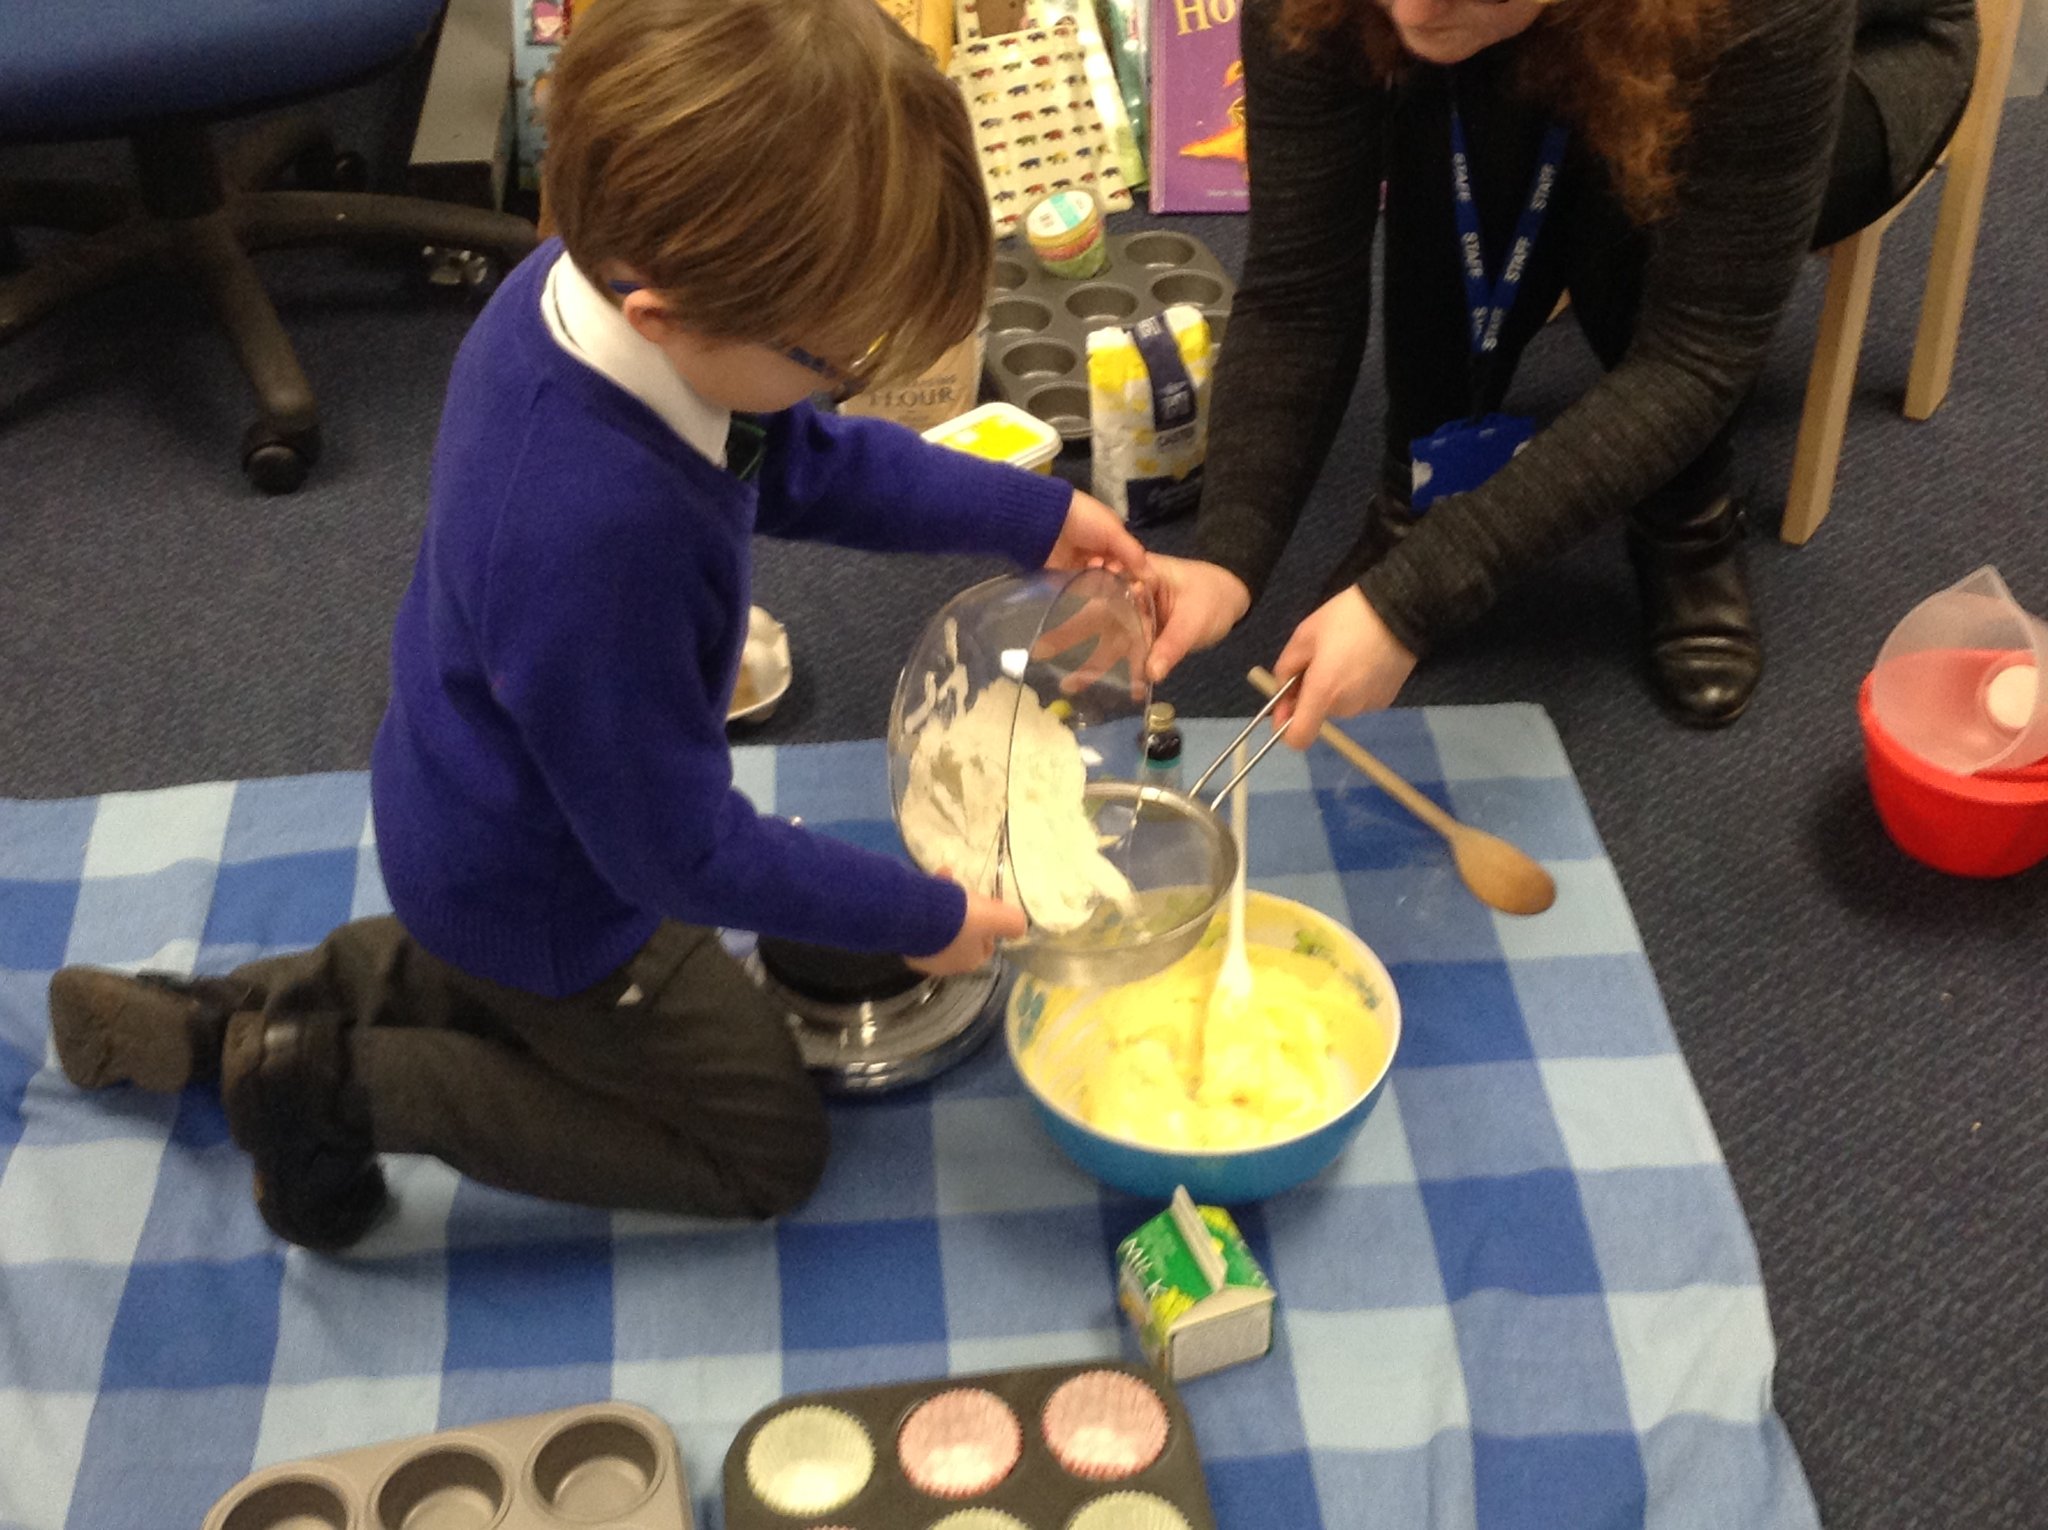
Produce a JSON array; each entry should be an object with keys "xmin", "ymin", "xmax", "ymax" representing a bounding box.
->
[{"xmin": 3, "ymin": 82, "xmax": 2044, "ymax": 1530}]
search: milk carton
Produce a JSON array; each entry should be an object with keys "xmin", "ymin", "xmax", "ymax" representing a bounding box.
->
[{"xmin": 1116, "ymin": 1186, "xmax": 1275, "ymax": 1381}]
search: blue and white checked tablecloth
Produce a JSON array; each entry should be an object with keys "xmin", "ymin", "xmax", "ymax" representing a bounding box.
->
[{"xmin": 0, "ymin": 706, "xmax": 1818, "ymax": 1530}]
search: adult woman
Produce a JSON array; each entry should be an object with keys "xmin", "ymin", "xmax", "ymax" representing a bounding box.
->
[{"xmin": 1147, "ymin": 0, "xmax": 1977, "ymax": 736}]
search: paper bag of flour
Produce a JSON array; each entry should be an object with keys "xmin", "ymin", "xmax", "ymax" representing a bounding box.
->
[
  {"xmin": 1087, "ymin": 305, "xmax": 1213, "ymax": 527},
  {"xmin": 838, "ymin": 325, "xmax": 986, "ymax": 434}
]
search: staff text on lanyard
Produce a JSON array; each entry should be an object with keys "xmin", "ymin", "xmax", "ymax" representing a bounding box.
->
[{"xmin": 1449, "ymin": 108, "xmax": 1569, "ymax": 412}]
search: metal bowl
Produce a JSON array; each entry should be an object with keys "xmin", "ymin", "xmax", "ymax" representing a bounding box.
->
[
  {"xmin": 727, "ymin": 606, "xmax": 791, "ymax": 726},
  {"xmin": 1006, "ymin": 891, "xmax": 1402, "ymax": 1204},
  {"xmin": 1002, "ymin": 780, "xmax": 1237, "ymax": 987}
]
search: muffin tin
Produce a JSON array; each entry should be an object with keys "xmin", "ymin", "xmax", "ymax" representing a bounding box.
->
[
  {"xmin": 986, "ymin": 231, "xmax": 1234, "ymax": 444},
  {"xmin": 202, "ymin": 1403, "xmax": 691, "ymax": 1530},
  {"xmin": 722, "ymin": 1362, "xmax": 1215, "ymax": 1529}
]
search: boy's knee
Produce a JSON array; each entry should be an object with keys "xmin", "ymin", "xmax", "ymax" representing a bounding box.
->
[{"xmin": 732, "ymin": 1099, "xmax": 830, "ymax": 1219}]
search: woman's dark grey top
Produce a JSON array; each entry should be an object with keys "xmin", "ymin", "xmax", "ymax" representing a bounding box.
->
[{"xmin": 1196, "ymin": 0, "xmax": 1978, "ymax": 652}]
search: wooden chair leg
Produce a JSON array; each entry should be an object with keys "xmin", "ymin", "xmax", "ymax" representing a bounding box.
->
[
  {"xmin": 1783, "ymin": 227, "xmax": 1884, "ymax": 545},
  {"xmin": 1904, "ymin": 0, "xmax": 2023, "ymax": 420}
]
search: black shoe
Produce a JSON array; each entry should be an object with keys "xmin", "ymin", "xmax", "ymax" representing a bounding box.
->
[
  {"xmin": 1626, "ymin": 496, "xmax": 1762, "ymax": 728},
  {"xmin": 48, "ymin": 968, "xmax": 260, "ymax": 1092},
  {"xmin": 1319, "ymin": 489, "xmax": 1422, "ymax": 602},
  {"xmin": 222, "ymin": 1013, "xmax": 387, "ymax": 1252}
]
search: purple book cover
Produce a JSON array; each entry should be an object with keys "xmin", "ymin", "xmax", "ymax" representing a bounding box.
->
[{"xmin": 1148, "ymin": 0, "xmax": 1248, "ymax": 214}]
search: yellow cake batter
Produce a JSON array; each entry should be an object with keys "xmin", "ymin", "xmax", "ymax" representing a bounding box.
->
[{"xmin": 1078, "ymin": 944, "xmax": 1388, "ymax": 1151}]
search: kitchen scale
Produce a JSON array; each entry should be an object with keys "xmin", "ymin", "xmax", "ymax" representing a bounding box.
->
[{"xmin": 747, "ymin": 936, "xmax": 1009, "ymax": 1094}]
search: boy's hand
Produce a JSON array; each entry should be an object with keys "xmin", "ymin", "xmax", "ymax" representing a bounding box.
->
[
  {"xmin": 1146, "ymin": 555, "xmax": 1251, "ymax": 682},
  {"xmin": 1046, "ymin": 490, "xmax": 1149, "ymax": 578},
  {"xmin": 1028, "ymin": 569, "xmax": 1154, "ymax": 698},
  {"xmin": 907, "ymin": 886, "xmax": 1028, "ymax": 976}
]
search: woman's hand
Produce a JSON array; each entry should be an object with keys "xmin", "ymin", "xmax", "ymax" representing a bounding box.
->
[
  {"xmin": 907, "ymin": 886, "xmax": 1028, "ymax": 977},
  {"xmin": 1271, "ymin": 587, "xmax": 1417, "ymax": 748},
  {"xmin": 1145, "ymin": 556, "xmax": 1252, "ymax": 682},
  {"xmin": 1045, "ymin": 490, "xmax": 1149, "ymax": 577}
]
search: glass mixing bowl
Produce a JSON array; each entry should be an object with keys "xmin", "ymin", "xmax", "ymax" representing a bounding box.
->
[
  {"xmin": 1013, "ymin": 779, "xmax": 1238, "ymax": 986},
  {"xmin": 888, "ymin": 568, "xmax": 1154, "ymax": 928},
  {"xmin": 889, "ymin": 568, "xmax": 1246, "ymax": 984}
]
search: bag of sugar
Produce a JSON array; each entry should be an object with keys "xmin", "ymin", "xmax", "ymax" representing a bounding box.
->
[{"xmin": 1087, "ymin": 305, "xmax": 1214, "ymax": 528}]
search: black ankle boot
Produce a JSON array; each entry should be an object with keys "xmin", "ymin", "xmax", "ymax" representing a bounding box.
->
[
  {"xmin": 1626, "ymin": 496, "xmax": 1762, "ymax": 728},
  {"xmin": 1320, "ymin": 489, "xmax": 1422, "ymax": 602},
  {"xmin": 48, "ymin": 969, "xmax": 261, "ymax": 1091}
]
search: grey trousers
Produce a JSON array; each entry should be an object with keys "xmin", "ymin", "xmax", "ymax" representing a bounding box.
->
[{"xmin": 233, "ymin": 918, "xmax": 829, "ymax": 1219}]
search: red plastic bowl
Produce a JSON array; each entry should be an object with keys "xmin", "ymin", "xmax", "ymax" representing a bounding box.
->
[
  {"xmin": 1983, "ymin": 749, "xmax": 2048, "ymax": 785},
  {"xmin": 1859, "ymin": 675, "xmax": 2048, "ymax": 877}
]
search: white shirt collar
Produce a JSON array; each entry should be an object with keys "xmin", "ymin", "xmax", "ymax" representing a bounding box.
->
[{"xmin": 541, "ymin": 252, "xmax": 731, "ymax": 468}]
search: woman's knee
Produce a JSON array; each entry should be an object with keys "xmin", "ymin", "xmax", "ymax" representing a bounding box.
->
[{"xmin": 1811, "ymin": 77, "xmax": 1896, "ymax": 248}]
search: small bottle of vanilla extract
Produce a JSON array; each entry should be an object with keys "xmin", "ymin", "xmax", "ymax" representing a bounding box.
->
[{"xmin": 1142, "ymin": 702, "xmax": 1184, "ymax": 793}]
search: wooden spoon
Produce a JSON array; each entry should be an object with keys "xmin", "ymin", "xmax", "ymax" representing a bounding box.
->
[{"xmin": 1247, "ymin": 667, "xmax": 1558, "ymax": 917}]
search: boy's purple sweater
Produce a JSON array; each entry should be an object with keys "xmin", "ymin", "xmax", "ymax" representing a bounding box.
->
[{"xmin": 371, "ymin": 241, "xmax": 1071, "ymax": 997}]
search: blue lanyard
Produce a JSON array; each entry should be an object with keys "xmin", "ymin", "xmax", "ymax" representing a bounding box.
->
[{"xmin": 1450, "ymin": 109, "xmax": 1569, "ymax": 366}]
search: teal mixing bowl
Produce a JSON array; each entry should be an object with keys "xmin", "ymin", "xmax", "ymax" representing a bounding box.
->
[{"xmin": 1006, "ymin": 891, "xmax": 1401, "ymax": 1204}]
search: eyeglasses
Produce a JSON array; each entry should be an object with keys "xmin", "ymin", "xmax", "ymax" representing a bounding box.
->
[
  {"xmin": 780, "ymin": 335, "xmax": 891, "ymax": 405},
  {"xmin": 608, "ymin": 280, "xmax": 884, "ymax": 404}
]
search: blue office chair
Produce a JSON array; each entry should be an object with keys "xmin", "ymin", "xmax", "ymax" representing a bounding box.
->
[{"xmin": 0, "ymin": 0, "xmax": 537, "ymax": 492}]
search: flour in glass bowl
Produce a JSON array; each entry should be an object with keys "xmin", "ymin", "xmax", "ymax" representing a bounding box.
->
[{"xmin": 898, "ymin": 624, "xmax": 1134, "ymax": 934}]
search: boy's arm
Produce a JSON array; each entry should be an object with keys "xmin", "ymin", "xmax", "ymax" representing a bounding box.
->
[
  {"xmin": 485, "ymin": 492, "xmax": 967, "ymax": 956},
  {"xmin": 750, "ymin": 403, "xmax": 1072, "ymax": 564}
]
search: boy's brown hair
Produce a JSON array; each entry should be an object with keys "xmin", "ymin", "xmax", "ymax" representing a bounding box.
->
[{"xmin": 543, "ymin": 0, "xmax": 992, "ymax": 386}]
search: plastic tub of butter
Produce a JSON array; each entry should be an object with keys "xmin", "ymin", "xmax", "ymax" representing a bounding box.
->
[
  {"xmin": 1007, "ymin": 890, "xmax": 1401, "ymax": 1203},
  {"xmin": 924, "ymin": 402, "xmax": 1062, "ymax": 475}
]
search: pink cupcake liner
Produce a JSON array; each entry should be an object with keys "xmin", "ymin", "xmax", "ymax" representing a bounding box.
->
[
  {"xmin": 1040, "ymin": 1371, "xmax": 1169, "ymax": 1481},
  {"xmin": 897, "ymin": 1388, "xmax": 1024, "ymax": 1499}
]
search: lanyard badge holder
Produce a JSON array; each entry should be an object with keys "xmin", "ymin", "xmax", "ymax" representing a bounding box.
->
[{"xmin": 1410, "ymin": 114, "xmax": 1569, "ymax": 514}]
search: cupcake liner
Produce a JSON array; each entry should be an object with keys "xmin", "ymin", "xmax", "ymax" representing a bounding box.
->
[
  {"xmin": 743, "ymin": 1405, "xmax": 874, "ymax": 1517},
  {"xmin": 929, "ymin": 1511, "xmax": 1033, "ymax": 1530},
  {"xmin": 898, "ymin": 1388, "xmax": 1024, "ymax": 1499},
  {"xmin": 1064, "ymin": 1490, "xmax": 1195, "ymax": 1530},
  {"xmin": 1040, "ymin": 1371, "xmax": 1170, "ymax": 1481}
]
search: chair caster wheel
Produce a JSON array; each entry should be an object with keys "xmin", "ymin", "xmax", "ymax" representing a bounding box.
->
[
  {"xmin": 422, "ymin": 246, "xmax": 503, "ymax": 302},
  {"xmin": 291, "ymin": 145, "xmax": 368, "ymax": 193},
  {"xmin": 330, "ymin": 151, "xmax": 370, "ymax": 192},
  {"xmin": 244, "ymin": 442, "xmax": 307, "ymax": 494},
  {"xmin": 242, "ymin": 421, "xmax": 319, "ymax": 494}
]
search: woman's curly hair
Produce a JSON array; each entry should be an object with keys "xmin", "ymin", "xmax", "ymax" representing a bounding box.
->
[{"xmin": 1278, "ymin": 0, "xmax": 1729, "ymax": 222}]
